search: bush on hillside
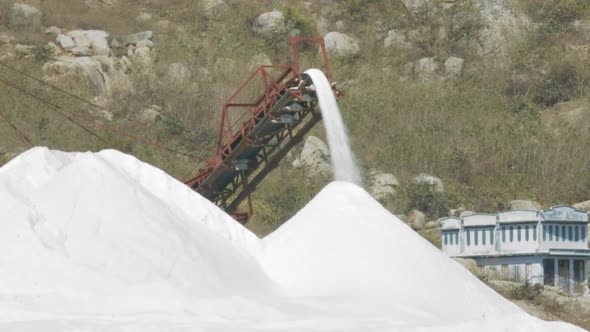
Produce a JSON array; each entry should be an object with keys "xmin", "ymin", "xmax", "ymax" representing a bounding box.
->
[
  {"xmin": 33, "ymin": 45, "xmax": 51, "ymax": 63},
  {"xmin": 283, "ymin": 6, "xmax": 313, "ymax": 34},
  {"xmin": 404, "ymin": 181, "xmax": 452, "ymax": 219},
  {"xmin": 163, "ymin": 115, "xmax": 184, "ymax": 135},
  {"xmin": 508, "ymin": 282, "xmax": 543, "ymax": 301},
  {"xmin": 533, "ymin": 62, "xmax": 580, "ymax": 106},
  {"xmin": 406, "ymin": 1, "xmax": 485, "ymax": 58},
  {"xmin": 446, "ymin": 148, "xmax": 471, "ymax": 184},
  {"xmin": 342, "ymin": 0, "xmax": 370, "ymax": 22},
  {"xmin": 519, "ymin": 0, "xmax": 590, "ymax": 33}
]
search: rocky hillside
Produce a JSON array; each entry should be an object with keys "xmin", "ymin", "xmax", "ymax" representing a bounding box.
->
[{"xmin": 1, "ymin": 0, "xmax": 590, "ymax": 234}]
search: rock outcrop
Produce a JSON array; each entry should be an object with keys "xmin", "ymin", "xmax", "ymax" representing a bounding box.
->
[
  {"xmin": 408, "ymin": 209, "xmax": 426, "ymax": 229},
  {"xmin": 401, "ymin": 0, "xmax": 433, "ymax": 14},
  {"xmin": 252, "ymin": 11, "xmax": 286, "ymax": 35},
  {"xmin": 292, "ymin": 136, "xmax": 331, "ymax": 178},
  {"xmin": 53, "ymin": 30, "xmax": 111, "ymax": 57},
  {"xmin": 324, "ymin": 32, "xmax": 360, "ymax": 59},
  {"xmin": 444, "ymin": 57, "xmax": 464, "ymax": 78},
  {"xmin": 383, "ymin": 29, "xmax": 412, "ymax": 50},
  {"xmin": 8, "ymin": 3, "xmax": 42, "ymax": 31},
  {"xmin": 167, "ymin": 63, "xmax": 191, "ymax": 85},
  {"xmin": 111, "ymin": 31, "xmax": 153, "ymax": 47},
  {"xmin": 413, "ymin": 173, "xmax": 444, "ymax": 192},
  {"xmin": 477, "ymin": 0, "xmax": 530, "ymax": 66},
  {"xmin": 414, "ymin": 57, "xmax": 440, "ymax": 81},
  {"xmin": 43, "ymin": 57, "xmax": 110, "ymax": 96},
  {"xmin": 138, "ymin": 105, "xmax": 162, "ymax": 124},
  {"xmin": 57, "ymin": 34, "xmax": 75, "ymax": 51},
  {"xmin": 369, "ymin": 172, "xmax": 399, "ymax": 201},
  {"xmin": 573, "ymin": 200, "xmax": 590, "ymax": 212}
]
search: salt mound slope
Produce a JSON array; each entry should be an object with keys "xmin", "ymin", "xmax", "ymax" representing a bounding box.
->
[
  {"xmin": 261, "ymin": 182, "xmax": 582, "ymax": 330},
  {"xmin": 0, "ymin": 147, "xmax": 267, "ymax": 299},
  {"xmin": 0, "ymin": 149, "xmax": 585, "ymax": 331}
]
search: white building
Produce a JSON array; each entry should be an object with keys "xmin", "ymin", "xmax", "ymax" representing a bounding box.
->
[{"xmin": 440, "ymin": 205, "xmax": 590, "ymax": 294}]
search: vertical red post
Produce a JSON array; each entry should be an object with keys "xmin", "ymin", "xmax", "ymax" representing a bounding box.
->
[
  {"xmin": 290, "ymin": 37, "xmax": 301, "ymax": 78},
  {"xmin": 289, "ymin": 37, "xmax": 333, "ymax": 82}
]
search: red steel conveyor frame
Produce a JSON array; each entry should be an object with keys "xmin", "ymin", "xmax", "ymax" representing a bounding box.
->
[{"xmin": 185, "ymin": 37, "xmax": 336, "ymax": 223}]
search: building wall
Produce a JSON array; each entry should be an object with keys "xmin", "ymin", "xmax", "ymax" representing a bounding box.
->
[
  {"xmin": 442, "ymin": 221, "xmax": 590, "ymax": 255},
  {"xmin": 496, "ymin": 222, "xmax": 539, "ymax": 253},
  {"xmin": 538, "ymin": 223, "xmax": 588, "ymax": 251},
  {"xmin": 440, "ymin": 206, "xmax": 590, "ymax": 294},
  {"xmin": 475, "ymin": 256, "xmax": 544, "ymax": 285},
  {"xmin": 442, "ymin": 230, "xmax": 461, "ymax": 256},
  {"xmin": 462, "ymin": 226, "xmax": 495, "ymax": 255}
]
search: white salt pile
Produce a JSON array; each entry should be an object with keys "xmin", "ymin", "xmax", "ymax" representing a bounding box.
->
[
  {"xmin": 0, "ymin": 148, "xmax": 584, "ymax": 331},
  {"xmin": 0, "ymin": 148, "xmax": 268, "ymax": 317}
]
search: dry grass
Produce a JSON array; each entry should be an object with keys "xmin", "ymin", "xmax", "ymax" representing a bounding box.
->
[{"xmin": 2, "ymin": 0, "xmax": 590, "ymax": 229}]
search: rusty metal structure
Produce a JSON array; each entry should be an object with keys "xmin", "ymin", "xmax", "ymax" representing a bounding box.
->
[
  {"xmin": 184, "ymin": 36, "xmax": 337, "ymax": 223},
  {"xmin": 0, "ymin": 36, "xmax": 339, "ymax": 224}
]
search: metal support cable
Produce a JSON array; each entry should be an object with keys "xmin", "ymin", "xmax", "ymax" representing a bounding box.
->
[
  {"xmin": 0, "ymin": 109, "xmax": 33, "ymax": 148},
  {"xmin": 0, "ymin": 74, "xmax": 199, "ymax": 159},
  {"xmin": 0, "ymin": 61, "xmax": 212, "ymax": 153},
  {"xmin": 0, "ymin": 75, "xmax": 109, "ymax": 143}
]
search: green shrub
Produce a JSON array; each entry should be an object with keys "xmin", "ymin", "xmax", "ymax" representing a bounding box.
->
[
  {"xmin": 445, "ymin": 2, "xmax": 486, "ymax": 54},
  {"xmin": 521, "ymin": 0, "xmax": 590, "ymax": 33},
  {"xmin": 508, "ymin": 282, "xmax": 543, "ymax": 301},
  {"xmin": 533, "ymin": 62, "xmax": 579, "ymax": 106},
  {"xmin": 404, "ymin": 181, "xmax": 452, "ymax": 219},
  {"xmin": 33, "ymin": 45, "xmax": 51, "ymax": 63},
  {"xmin": 508, "ymin": 97, "xmax": 539, "ymax": 116},
  {"xmin": 162, "ymin": 115, "xmax": 185, "ymax": 135},
  {"xmin": 446, "ymin": 148, "xmax": 471, "ymax": 184},
  {"xmin": 342, "ymin": 0, "xmax": 370, "ymax": 22},
  {"xmin": 283, "ymin": 6, "xmax": 313, "ymax": 34},
  {"xmin": 37, "ymin": 117, "xmax": 49, "ymax": 141},
  {"xmin": 187, "ymin": 127, "xmax": 216, "ymax": 147}
]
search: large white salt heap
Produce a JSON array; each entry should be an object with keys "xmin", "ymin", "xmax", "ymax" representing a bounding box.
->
[
  {"xmin": 0, "ymin": 148, "xmax": 268, "ymax": 319},
  {"xmin": 0, "ymin": 148, "xmax": 585, "ymax": 331}
]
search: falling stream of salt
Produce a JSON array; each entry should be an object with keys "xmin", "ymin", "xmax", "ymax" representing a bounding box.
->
[{"xmin": 305, "ymin": 68, "xmax": 362, "ymax": 185}]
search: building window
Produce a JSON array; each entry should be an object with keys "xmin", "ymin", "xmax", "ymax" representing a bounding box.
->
[
  {"xmin": 517, "ymin": 226, "xmax": 522, "ymax": 242},
  {"xmin": 549, "ymin": 225, "xmax": 554, "ymax": 241},
  {"xmin": 502, "ymin": 227, "xmax": 506, "ymax": 242},
  {"xmin": 575, "ymin": 226, "xmax": 579, "ymax": 242},
  {"xmin": 512, "ymin": 265, "xmax": 521, "ymax": 281},
  {"xmin": 568, "ymin": 226, "xmax": 573, "ymax": 242},
  {"xmin": 562, "ymin": 225, "xmax": 566, "ymax": 242},
  {"xmin": 444, "ymin": 233, "xmax": 448, "ymax": 246},
  {"xmin": 543, "ymin": 259, "xmax": 555, "ymax": 286},
  {"xmin": 543, "ymin": 225, "xmax": 546, "ymax": 241},
  {"xmin": 490, "ymin": 229, "xmax": 494, "ymax": 245},
  {"xmin": 475, "ymin": 230, "xmax": 479, "ymax": 246},
  {"xmin": 533, "ymin": 225, "xmax": 537, "ymax": 241},
  {"xmin": 510, "ymin": 226, "xmax": 514, "ymax": 242},
  {"xmin": 525, "ymin": 225, "xmax": 529, "ymax": 241},
  {"xmin": 454, "ymin": 233, "xmax": 458, "ymax": 245},
  {"xmin": 467, "ymin": 230, "xmax": 471, "ymax": 246},
  {"xmin": 584, "ymin": 226, "xmax": 588, "ymax": 242},
  {"xmin": 483, "ymin": 229, "xmax": 487, "ymax": 245}
]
